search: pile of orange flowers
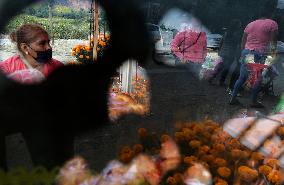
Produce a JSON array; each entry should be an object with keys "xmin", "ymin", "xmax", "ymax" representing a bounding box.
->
[
  {"xmin": 118, "ymin": 119, "xmax": 284, "ymax": 185},
  {"xmin": 71, "ymin": 44, "xmax": 93, "ymax": 63},
  {"xmin": 92, "ymin": 34, "xmax": 110, "ymax": 58},
  {"xmin": 130, "ymin": 76, "xmax": 150, "ymax": 105}
]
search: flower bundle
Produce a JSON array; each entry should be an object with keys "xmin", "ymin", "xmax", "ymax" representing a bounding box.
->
[
  {"xmin": 71, "ymin": 44, "xmax": 93, "ymax": 64},
  {"xmin": 118, "ymin": 120, "xmax": 284, "ymax": 185}
]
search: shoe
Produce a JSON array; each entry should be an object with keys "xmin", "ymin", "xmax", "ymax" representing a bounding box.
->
[
  {"xmin": 250, "ymin": 101, "xmax": 265, "ymax": 108},
  {"xmin": 229, "ymin": 98, "xmax": 241, "ymax": 105}
]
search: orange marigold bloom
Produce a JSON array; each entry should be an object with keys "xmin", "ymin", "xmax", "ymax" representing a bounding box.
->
[
  {"xmin": 76, "ymin": 48, "xmax": 81, "ymax": 53},
  {"xmin": 166, "ymin": 176, "xmax": 177, "ymax": 185},
  {"xmin": 200, "ymin": 154, "xmax": 215, "ymax": 164},
  {"xmin": 85, "ymin": 46, "xmax": 92, "ymax": 52},
  {"xmin": 213, "ymin": 158, "xmax": 227, "ymax": 167},
  {"xmin": 138, "ymin": 128, "xmax": 147, "ymax": 138},
  {"xmin": 214, "ymin": 177, "xmax": 228, "ymax": 185},
  {"xmin": 276, "ymin": 126, "xmax": 284, "ymax": 136},
  {"xmin": 217, "ymin": 167, "xmax": 231, "ymax": 178},
  {"xmin": 175, "ymin": 132, "xmax": 187, "ymax": 142},
  {"xmin": 173, "ymin": 173, "xmax": 184, "ymax": 184},
  {"xmin": 238, "ymin": 166, "xmax": 258, "ymax": 182},
  {"xmin": 184, "ymin": 156, "xmax": 198, "ymax": 165},
  {"xmin": 265, "ymin": 158, "xmax": 279, "ymax": 168},
  {"xmin": 228, "ymin": 138, "xmax": 241, "ymax": 149},
  {"xmin": 231, "ymin": 149, "xmax": 242, "ymax": 160},
  {"xmin": 199, "ymin": 145, "xmax": 210, "ymax": 153},
  {"xmin": 86, "ymin": 56, "xmax": 90, "ymax": 60},
  {"xmin": 251, "ymin": 152, "xmax": 264, "ymax": 161},
  {"xmin": 161, "ymin": 134, "xmax": 171, "ymax": 143},
  {"xmin": 132, "ymin": 144, "xmax": 143, "ymax": 154},
  {"xmin": 214, "ymin": 143, "xmax": 225, "ymax": 152},
  {"xmin": 79, "ymin": 55, "xmax": 84, "ymax": 59},
  {"xmin": 189, "ymin": 140, "xmax": 201, "ymax": 149},
  {"xmin": 259, "ymin": 165, "xmax": 272, "ymax": 176},
  {"xmin": 267, "ymin": 170, "xmax": 282, "ymax": 185},
  {"xmin": 71, "ymin": 51, "xmax": 76, "ymax": 56}
]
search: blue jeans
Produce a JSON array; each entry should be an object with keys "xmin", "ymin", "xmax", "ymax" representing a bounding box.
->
[{"xmin": 231, "ymin": 49, "xmax": 265, "ymax": 102}]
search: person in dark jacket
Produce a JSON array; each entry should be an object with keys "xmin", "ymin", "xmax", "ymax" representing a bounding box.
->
[{"xmin": 208, "ymin": 19, "xmax": 242, "ymax": 88}]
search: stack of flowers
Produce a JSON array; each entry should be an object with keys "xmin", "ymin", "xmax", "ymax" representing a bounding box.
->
[
  {"xmin": 71, "ymin": 44, "xmax": 93, "ymax": 64},
  {"xmin": 93, "ymin": 34, "xmax": 110, "ymax": 59},
  {"xmin": 117, "ymin": 120, "xmax": 284, "ymax": 185},
  {"xmin": 108, "ymin": 75, "xmax": 150, "ymax": 121},
  {"xmin": 57, "ymin": 139, "xmax": 180, "ymax": 185}
]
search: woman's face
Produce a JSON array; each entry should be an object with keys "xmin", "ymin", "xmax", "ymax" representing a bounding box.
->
[{"xmin": 29, "ymin": 32, "xmax": 51, "ymax": 52}]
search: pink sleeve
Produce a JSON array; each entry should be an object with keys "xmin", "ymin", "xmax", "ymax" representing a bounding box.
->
[
  {"xmin": 171, "ymin": 32, "xmax": 184, "ymax": 58},
  {"xmin": 269, "ymin": 20, "xmax": 278, "ymax": 32}
]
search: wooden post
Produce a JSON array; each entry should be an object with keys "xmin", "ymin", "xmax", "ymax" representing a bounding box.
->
[
  {"xmin": 92, "ymin": 0, "xmax": 99, "ymax": 61},
  {"xmin": 48, "ymin": 2, "xmax": 54, "ymax": 45}
]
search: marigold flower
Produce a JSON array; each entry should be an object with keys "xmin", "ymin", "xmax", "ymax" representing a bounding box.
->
[
  {"xmin": 228, "ymin": 138, "xmax": 241, "ymax": 149},
  {"xmin": 79, "ymin": 55, "xmax": 84, "ymax": 59},
  {"xmin": 214, "ymin": 144, "xmax": 225, "ymax": 152},
  {"xmin": 166, "ymin": 176, "xmax": 177, "ymax": 185},
  {"xmin": 267, "ymin": 170, "xmax": 282, "ymax": 185},
  {"xmin": 161, "ymin": 134, "xmax": 171, "ymax": 143},
  {"xmin": 213, "ymin": 158, "xmax": 227, "ymax": 167},
  {"xmin": 86, "ymin": 56, "xmax": 90, "ymax": 59},
  {"xmin": 138, "ymin": 128, "xmax": 147, "ymax": 138},
  {"xmin": 238, "ymin": 166, "xmax": 258, "ymax": 182},
  {"xmin": 200, "ymin": 154, "xmax": 215, "ymax": 164},
  {"xmin": 276, "ymin": 126, "xmax": 284, "ymax": 136},
  {"xmin": 184, "ymin": 156, "xmax": 198, "ymax": 165},
  {"xmin": 76, "ymin": 48, "xmax": 81, "ymax": 53},
  {"xmin": 71, "ymin": 51, "xmax": 76, "ymax": 56},
  {"xmin": 132, "ymin": 144, "xmax": 143, "ymax": 154},
  {"xmin": 199, "ymin": 145, "xmax": 210, "ymax": 153},
  {"xmin": 251, "ymin": 152, "xmax": 263, "ymax": 162},
  {"xmin": 217, "ymin": 167, "xmax": 231, "ymax": 178},
  {"xmin": 175, "ymin": 132, "xmax": 187, "ymax": 143},
  {"xmin": 173, "ymin": 173, "xmax": 184, "ymax": 184},
  {"xmin": 214, "ymin": 177, "xmax": 228, "ymax": 185},
  {"xmin": 259, "ymin": 165, "xmax": 272, "ymax": 176},
  {"xmin": 231, "ymin": 149, "xmax": 242, "ymax": 160},
  {"xmin": 189, "ymin": 140, "xmax": 201, "ymax": 149},
  {"xmin": 265, "ymin": 158, "xmax": 279, "ymax": 168},
  {"xmin": 85, "ymin": 46, "xmax": 92, "ymax": 52}
]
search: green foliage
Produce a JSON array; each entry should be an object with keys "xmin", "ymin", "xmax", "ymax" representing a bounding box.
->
[
  {"xmin": 0, "ymin": 166, "xmax": 59, "ymax": 185},
  {"xmin": 53, "ymin": 5, "xmax": 89, "ymax": 19},
  {"xmin": 3, "ymin": 14, "xmax": 90, "ymax": 39}
]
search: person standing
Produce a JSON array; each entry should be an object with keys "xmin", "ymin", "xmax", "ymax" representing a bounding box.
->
[
  {"xmin": 171, "ymin": 19, "xmax": 207, "ymax": 74},
  {"xmin": 229, "ymin": 9, "xmax": 278, "ymax": 108},
  {"xmin": 208, "ymin": 19, "xmax": 242, "ymax": 89}
]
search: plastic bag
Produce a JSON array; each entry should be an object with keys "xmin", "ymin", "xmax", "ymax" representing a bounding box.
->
[{"xmin": 7, "ymin": 69, "xmax": 45, "ymax": 84}]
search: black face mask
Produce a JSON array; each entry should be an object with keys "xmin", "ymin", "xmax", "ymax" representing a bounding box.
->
[{"xmin": 28, "ymin": 46, "xmax": 52, "ymax": 63}]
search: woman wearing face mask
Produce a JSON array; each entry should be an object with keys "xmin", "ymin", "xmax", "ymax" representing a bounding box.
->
[{"xmin": 0, "ymin": 23, "xmax": 63, "ymax": 84}]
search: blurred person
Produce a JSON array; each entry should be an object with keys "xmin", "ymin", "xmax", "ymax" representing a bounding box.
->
[
  {"xmin": 229, "ymin": 7, "xmax": 278, "ymax": 108},
  {"xmin": 171, "ymin": 19, "xmax": 207, "ymax": 73},
  {"xmin": 0, "ymin": 23, "xmax": 63, "ymax": 84},
  {"xmin": 208, "ymin": 19, "xmax": 242, "ymax": 90}
]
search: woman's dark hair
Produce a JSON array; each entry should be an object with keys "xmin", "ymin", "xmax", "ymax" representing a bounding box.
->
[{"xmin": 10, "ymin": 23, "xmax": 48, "ymax": 52}]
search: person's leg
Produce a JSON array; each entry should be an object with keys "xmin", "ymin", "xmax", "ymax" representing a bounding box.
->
[
  {"xmin": 208, "ymin": 61, "xmax": 224, "ymax": 83},
  {"xmin": 230, "ymin": 64, "xmax": 248, "ymax": 104},
  {"xmin": 219, "ymin": 56, "xmax": 233, "ymax": 85},
  {"xmin": 250, "ymin": 76, "xmax": 264, "ymax": 106},
  {"xmin": 229, "ymin": 62, "xmax": 240, "ymax": 90}
]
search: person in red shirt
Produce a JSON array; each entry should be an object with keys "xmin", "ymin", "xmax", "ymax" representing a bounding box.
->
[
  {"xmin": 0, "ymin": 23, "xmax": 63, "ymax": 84},
  {"xmin": 171, "ymin": 20, "xmax": 207, "ymax": 74}
]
